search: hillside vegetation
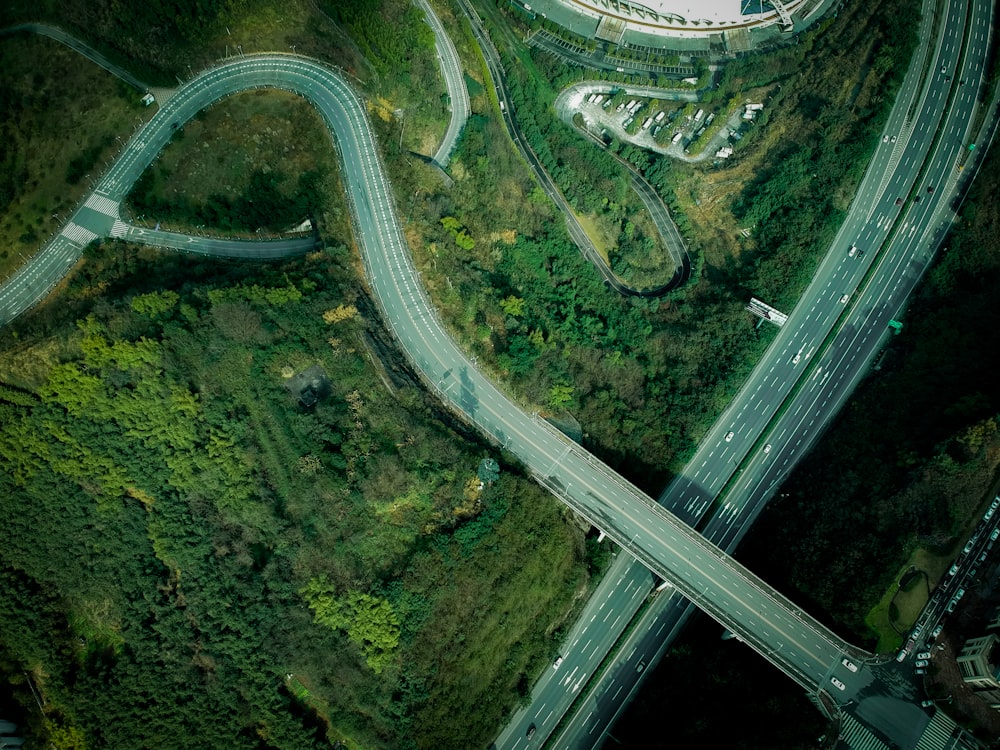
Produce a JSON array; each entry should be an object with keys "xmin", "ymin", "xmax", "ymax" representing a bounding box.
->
[{"xmin": 0, "ymin": 240, "xmax": 588, "ymax": 749}]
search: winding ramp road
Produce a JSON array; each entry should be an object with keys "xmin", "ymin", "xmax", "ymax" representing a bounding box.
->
[{"xmin": 454, "ymin": 0, "xmax": 689, "ymax": 296}]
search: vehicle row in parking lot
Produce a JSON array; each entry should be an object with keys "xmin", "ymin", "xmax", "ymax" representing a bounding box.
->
[{"xmin": 900, "ymin": 495, "xmax": 1000, "ymax": 661}]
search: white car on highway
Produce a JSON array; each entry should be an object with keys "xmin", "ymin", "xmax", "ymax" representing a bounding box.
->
[
  {"xmin": 842, "ymin": 658, "xmax": 858, "ymax": 672},
  {"xmin": 725, "ymin": 431, "xmax": 734, "ymax": 442},
  {"xmin": 831, "ymin": 677, "xmax": 846, "ymax": 691}
]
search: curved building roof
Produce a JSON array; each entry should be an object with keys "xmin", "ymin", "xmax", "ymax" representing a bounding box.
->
[{"xmin": 552, "ymin": 0, "xmax": 807, "ymax": 36}]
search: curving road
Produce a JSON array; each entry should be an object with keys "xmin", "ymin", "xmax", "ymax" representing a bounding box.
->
[
  {"xmin": 0, "ymin": 23, "xmax": 150, "ymax": 92},
  {"xmin": 0, "ymin": 47, "xmax": 856, "ymax": 690},
  {"xmin": 416, "ymin": 0, "xmax": 471, "ymax": 169},
  {"xmin": 570, "ymin": 119, "xmax": 691, "ymax": 290},
  {"xmin": 453, "ymin": 0, "xmax": 689, "ymax": 297}
]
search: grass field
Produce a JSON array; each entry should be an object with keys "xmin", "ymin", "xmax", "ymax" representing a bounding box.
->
[
  {"xmin": 865, "ymin": 548, "xmax": 946, "ymax": 652},
  {"xmin": 123, "ymin": 89, "xmax": 348, "ymax": 238},
  {"xmin": 0, "ymin": 33, "xmax": 150, "ymax": 281}
]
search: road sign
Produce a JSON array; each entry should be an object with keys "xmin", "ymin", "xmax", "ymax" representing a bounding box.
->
[{"xmin": 746, "ymin": 297, "xmax": 788, "ymax": 327}]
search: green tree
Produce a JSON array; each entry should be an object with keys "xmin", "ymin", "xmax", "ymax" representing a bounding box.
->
[
  {"xmin": 131, "ymin": 290, "xmax": 180, "ymax": 318},
  {"xmin": 548, "ymin": 384, "xmax": 574, "ymax": 410},
  {"xmin": 499, "ymin": 295, "xmax": 525, "ymax": 317}
]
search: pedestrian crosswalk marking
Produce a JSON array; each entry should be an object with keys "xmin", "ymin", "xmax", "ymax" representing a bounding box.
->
[
  {"xmin": 61, "ymin": 223, "xmax": 99, "ymax": 247},
  {"xmin": 84, "ymin": 193, "xmax": 120, "ymax": 217}
]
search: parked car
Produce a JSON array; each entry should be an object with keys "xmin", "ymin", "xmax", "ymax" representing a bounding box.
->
[
  {"xmin": 916, "ymin": 652, "xmax": 931, "ymax": 660},
  {"xmin": 915, "ymin": 660, "xmax": 929, "ymax": 668},
  {"xmin": 929, "ymin": 624, "xmax": 944, "ymax": 639}
]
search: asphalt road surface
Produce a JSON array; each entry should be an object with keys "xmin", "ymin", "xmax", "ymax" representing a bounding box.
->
[{"xmin": 416, "ymin": 0, "xmax": 470, "ymax": 169}]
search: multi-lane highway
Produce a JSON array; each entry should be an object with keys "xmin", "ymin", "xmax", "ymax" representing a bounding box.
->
[
  {"xmin": 499, "ymin": 0, "xmax": 996, "ymax": 743},
  {"xmin": 656, "ymin": 0, "xmax": 990, "ymax": 524}
]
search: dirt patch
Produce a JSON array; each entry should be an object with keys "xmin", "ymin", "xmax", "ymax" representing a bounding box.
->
[{"xmin": 573, "ymin": 211, "xmax": 614, "ymax": 263}]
